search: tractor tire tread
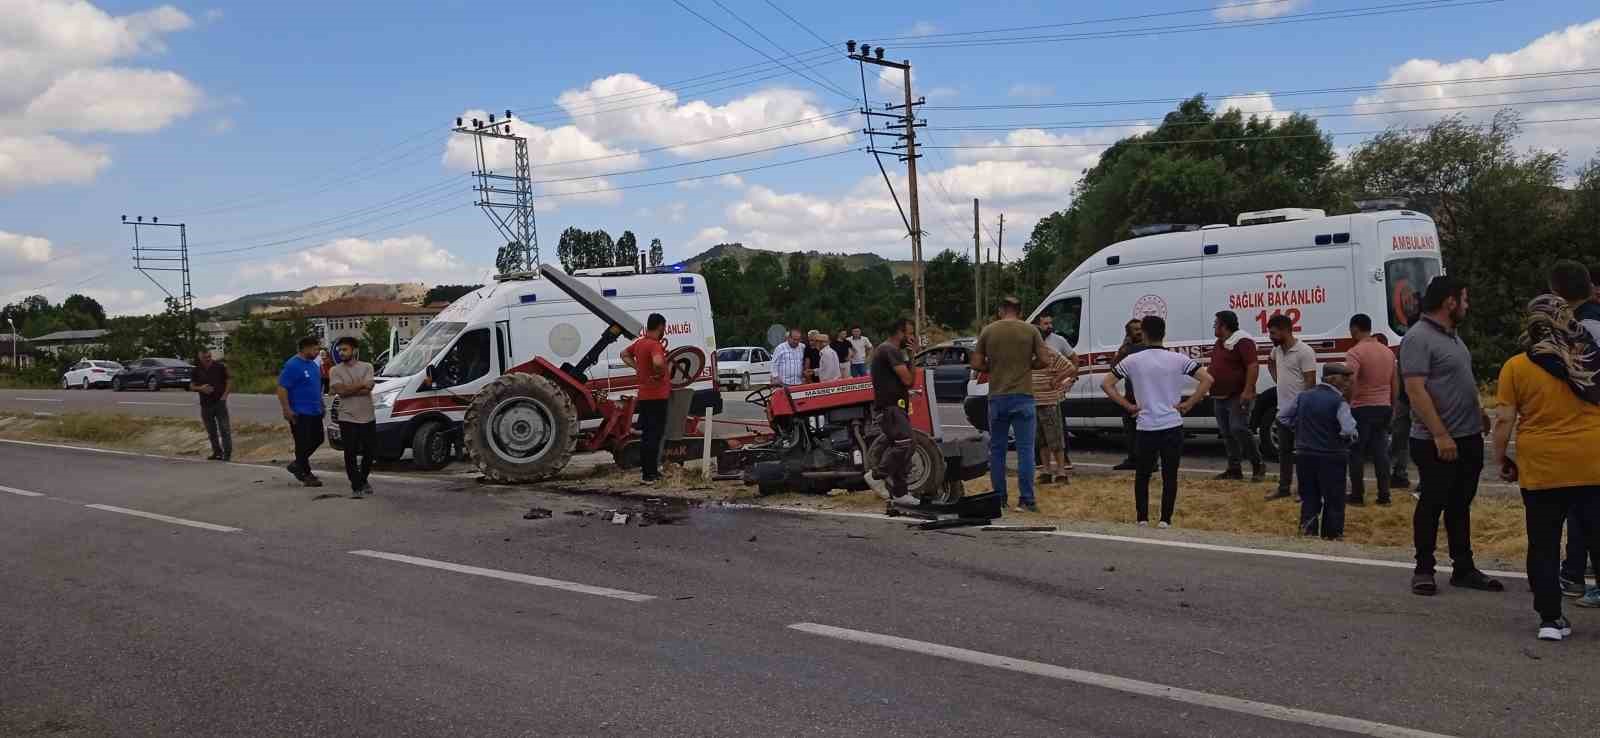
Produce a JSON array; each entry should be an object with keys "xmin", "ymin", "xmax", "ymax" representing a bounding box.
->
[{"xmin": 464, "ymin": 373, "xmax": 578, "ymax": 484}]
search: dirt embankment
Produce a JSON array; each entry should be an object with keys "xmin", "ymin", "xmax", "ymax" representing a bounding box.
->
[{"xmin": 0, "ymin": 412, "xmax": 295, "ymax": 463}]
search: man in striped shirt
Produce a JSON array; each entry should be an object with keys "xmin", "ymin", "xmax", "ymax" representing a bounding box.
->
[
  {"xmin": 770, "ymin": 329, "xmax": 807, "ymax": 387},
  {"xmin": 1033, "ymin": 343, "xmax": 1078, "ymax": 485}
]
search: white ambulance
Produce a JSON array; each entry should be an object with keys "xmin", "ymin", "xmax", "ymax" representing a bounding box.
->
[
  {"xmin": 965, "ymin": 207, "xmax": 1444, "ymax": 434},
  {"xmin": 330, "ymin": 266, "xmax": 718, "ymax": 468}
]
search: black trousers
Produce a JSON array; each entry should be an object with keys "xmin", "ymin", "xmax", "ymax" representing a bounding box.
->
[
  {"xmin": 1524, "ymin": 487, "xmax": 1600, "ymax": 621},
  {"xmin": 1562, "ymin": 505, "xmax": 1589, "ymax": 583},
  {"xmin": 1298, "ymin": 453, "xmax": 1348, "ymax": 539},
  {"xmin": 339, "ymin": 421, "xmax": 376, "ymax": 491},
  {"xmin": 1276, "ymin": 423, "xmax": 1296, "ymax": 495},
  {"xmin": 1134, "ymin": 427, "xmax": 1183, "ymax": 523},
  {"xmin": 291, "ymin": 413, "xmax": 325, "ymax": 476},
  {"xmin": 876, "ymin": 406, "xmax": 914, "ymax": 498},
  {"xmin": 1348, "ymin": 405, "xmax": 1393, "ymax": 503},
  {"xmin": 200, "ymin": 401, "xmax": 232, "ymax": 458},
  {"xmin": 637, "ymin": 399, "xmax": 669, "ymax": 480},
  {"xmin": 1411, "ymin": 434, "xmax": 1484, "ymax": 574}
]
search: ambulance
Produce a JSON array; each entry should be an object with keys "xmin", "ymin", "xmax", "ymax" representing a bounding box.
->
[
  {"xmin": 329, "ymin": 265, "xmax": 718, "ymax": 468},
  {"xmin": 965, "ymin": 206, "xmax": 1444, "ymax": 434}
]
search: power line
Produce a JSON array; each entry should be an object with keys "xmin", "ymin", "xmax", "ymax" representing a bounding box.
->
[
  {"xmin": 191, "ymin": 186, "xmax": 472, "ymax": 258},
  {"xmin": 707, "ymin": 0, "xmax": 855, "ymax": 100},
  {"xmin": 762, "ymin": 0, "xmax": 835, "ymax": 47},
  {"xmin": 863, "ymin": 0, "xmax": 1298, "ymax": 43},
  {"xmin": 671, "ymin": 0, "xmax": 856, "ymax": 102},
  {"xmin": 528, "ymin": 131, "xmax": 855, "ymax": 185},
  {"xmin": 527, "ymin": 108, "xmax": 854, "ymax": 169},
  {"xmin": 538, "ymin": 147, "xmax": 857, "ymax": 199},
  {"xmin": 201, "ymin": 202, "xmax": 476, "ymax": 267},
  {"xmin": 188, "ymin": 176, "xmax": 471, "ymax": 251}
]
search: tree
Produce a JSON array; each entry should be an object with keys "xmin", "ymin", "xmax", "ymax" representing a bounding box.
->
[
  {"xmin": 143, "ymin": 298, "xmax": 201, "ymax": 360},
  {"xmin": 423, "ymin": 284, "xmax": 482, "ymax": 304},
  {"xmin": 615, "ymin": 230, "xmax": 638, "ymax": 269},
  {"xmin": 362, "ymin": 317, "xmax": 392, "ymax": 357},
  {"xmin": 649, "ymin": 238, "xmax": 664, "ymax": 268},
  {"xmin": 589, "ymin": 229, "xmax": 615, "ymax": 268},
  {"xmin": 556, "ymin": 226, "xmax": 585, "ymax": 272},
  {"xmin": 924, "ymin": 250, "xmax": 975, "ymax": 330},
  {"xmin": 62, "ymin": 294, "xmax": 105, "ymax": 328}
]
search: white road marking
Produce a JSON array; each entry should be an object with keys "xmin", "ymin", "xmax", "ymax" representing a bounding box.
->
[
  {"xmin": 83, "ymin": 504, "xmax": 241, "ymax": 532},
  {"xmin": 349, "ymin": 550, "xmax": 655, "ymax": 602},
  {"xmin": 0, "ymin": 485, "xmax": 45, "ymax": 497},
  {"xmin": 791, "ymin": 622, "xmax": 1457, "ymax": 738},
  {"xmin": 0, "ymin": 438, "xmax": 139, "ymax": 457},
  {"xmin": 732, "ymin": 504, "xmax": 1526, "ymax": 580},
  {"xmin": 13, "ymin": 397, "xmax": 62, "ymax": 402},
  {"xmin": 116, "ymin": 401, "xmax": 189, "ymax": 407}
]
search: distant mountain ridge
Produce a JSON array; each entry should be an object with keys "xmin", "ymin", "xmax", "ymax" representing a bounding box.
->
[
  {"xmin": 679, "ymin": 243, "xmax": 914, "ymax": 277},
  {"xmin": 205, "ymin": 283, "xmax": 429, "ymax": 318}
]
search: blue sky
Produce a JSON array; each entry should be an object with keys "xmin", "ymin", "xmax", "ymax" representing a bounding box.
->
[{"xmin": 2, "ymin": 0, "xmax": 1596, "ymax": 315}]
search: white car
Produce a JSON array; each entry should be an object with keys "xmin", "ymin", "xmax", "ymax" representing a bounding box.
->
[
  {"xmin": 61, "ymin": 359, "xmax": 123, "ymax": 389},
  {"xmin": 715, "ymin": 346, "xmax": 771, "ymax": 390}
]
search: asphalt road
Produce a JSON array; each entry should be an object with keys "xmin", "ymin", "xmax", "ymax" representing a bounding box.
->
[{"xmin": 1, "ymin": 440, "xmax": 1590, "ymax": 737}]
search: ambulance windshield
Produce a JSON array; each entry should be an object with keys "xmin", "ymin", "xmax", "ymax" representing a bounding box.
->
[
  {"xmin": 1385, "ymin": 258, "xmax": 1441, "ymax": 336},
  {"xmin": 380, "ymin": 321, "xmax": 464, "ymax": 378}
]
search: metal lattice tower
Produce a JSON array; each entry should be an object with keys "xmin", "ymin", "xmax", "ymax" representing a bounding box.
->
[
  {"xmin": 453, "ymin": 110, "xmax": 538, "ymax": 273},
  {"xmin": 122, "ymin": 215, "xmax": 195, "ymax": 342}
]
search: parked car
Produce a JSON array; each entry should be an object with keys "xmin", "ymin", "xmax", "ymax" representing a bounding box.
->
[
  {"xmin": 715, "ymin": 346, "xmax": 772, "ymax": 390},
  {"xmin": 61, "ymin": 359, "xmax": 123, "ymax": 389},
  {"xmin": 112, "ymin": 358, "xmax": 194, "ymax": 392},
  {"xmin": 913, "ymin": 338, "xmax": 975, "ymax": 403}
]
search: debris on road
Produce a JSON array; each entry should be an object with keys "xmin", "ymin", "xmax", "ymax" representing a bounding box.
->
[
  {"xmin": 523, "ymin": 507, "xmax": 553, "ymax": 520},
  {"xmin": 611, "ymin": 512, "xmax": 629, "ymax": 525},
  {"xmin": 980, "ymin": 525, "xmax": 1058, "ymax": 532}
]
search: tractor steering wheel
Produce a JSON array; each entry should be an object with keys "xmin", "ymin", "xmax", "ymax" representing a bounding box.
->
[{"xmin": 745, "ymin": 384, "xmax": 775, "ymax": 408}]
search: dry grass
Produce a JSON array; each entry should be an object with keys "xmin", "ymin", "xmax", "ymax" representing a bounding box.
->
[{"xmin": 0, "ymin": 411, "xmax": 292, "ymax": 462}]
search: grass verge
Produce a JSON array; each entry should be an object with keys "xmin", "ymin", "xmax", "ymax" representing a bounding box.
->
[{"xmin": 0, "ymin": 411, "xmax": 293, "ymax": 462}]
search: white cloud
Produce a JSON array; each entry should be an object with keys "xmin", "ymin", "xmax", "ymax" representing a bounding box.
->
[
  {"xmin": 686, "ymin": 226, "xmax": 729, "ymax": 250},
  {"xmin": 243, "ymin": 235, "xmax": 483, "ymax": 289},
  {"xmin": 1008, "ymin": 83, "xmax": 1055, "ymax": 100},
  {"xmin": 902, "ymin": 21, "xmax": 938, "ymax": 37},
  {"xmin": 0, "ymin": 229, "xmax": 54, "ymax": 266},
  {"xmin": 1217, "ymin": 91, "xmax": 1285, "ymax": 119},
  {"xmin": 0, "ymin": 1, "xmax": 201, "ymax": 192},
  {"xmin": 1354, "ymin": 19, "xmax": 1600, "ymax": 162},
  {"xmin": 1213, "ymin": 0, "xmax": 1304, "ymax": 22},
  {"xmin": 442, "ymin": 108, "xmax": 644, "ymax": 204}
]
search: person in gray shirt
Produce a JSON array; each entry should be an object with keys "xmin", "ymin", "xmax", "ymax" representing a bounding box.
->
[
  {"xmin": 329, "ymin": 336, "xmax": 378, "ymax": 498},
  {"xmin": 1401, "ymin": 276, "xmax": 1499, "ymax": 596}
]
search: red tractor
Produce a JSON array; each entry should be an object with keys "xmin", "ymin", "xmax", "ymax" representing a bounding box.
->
[{"xmin": 717, "ymin": 371, "xmax": 988, "ymax": 504}]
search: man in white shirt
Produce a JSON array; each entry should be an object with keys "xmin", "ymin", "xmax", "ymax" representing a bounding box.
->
[
  {"xmin": 1102, "ymin": 316, "xmax": 1214, "ymax": 528},
  {"xmin": 810, "ymin": 330, "xmax": 842, "ymax": 381},
  {"xmin": 847, "ymin": 327, "xmax": 874, "ymax": 378},
  {"xmin": 1267, "ymin": 313, "xmax": 1318, "ymax": 501},
  {"xmin": 771, "ymin": 329, "xmax": 807, "ymax": 386}
]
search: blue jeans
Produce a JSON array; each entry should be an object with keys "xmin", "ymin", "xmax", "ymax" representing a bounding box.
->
[
  {"xmin": 850, "ymin": 362, "xmax": 867, "ymax": 377},
  {"xmin": 988, "ymin": 394, "xmax": 1037, "ymax": 504}
]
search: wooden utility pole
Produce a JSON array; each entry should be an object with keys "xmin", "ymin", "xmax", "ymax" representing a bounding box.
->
[
  {"xmin": 848, "ymin": 41, "xmax": 926, "ymax": 342},
  {"xmin": 973, "ymin": 198, "xmax": 981, "ymax": 328}
]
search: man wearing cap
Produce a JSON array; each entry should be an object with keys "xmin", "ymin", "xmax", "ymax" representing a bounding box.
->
[
  {"xmin": 810, "ymin": 330, "xmax": 842, "ymax": 381},
  {"xmin": 1280, "ymin": 363, "xmax": 1359, "ymax": 540}
]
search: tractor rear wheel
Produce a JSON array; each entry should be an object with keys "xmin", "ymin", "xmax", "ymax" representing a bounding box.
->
[
  {"xmin": 865, "ymin": 431, "xmax": 950, "ymax": 504},
  {"xmin": 464, "ymin": 373, "xmax": 578, "ymax": 484}
]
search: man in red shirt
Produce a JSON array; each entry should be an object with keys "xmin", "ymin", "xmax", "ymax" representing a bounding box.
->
[
  {"xmin": 1210, "ymin": 310, "xmax": 1265, "ymax": 482},
  {"xmin": 621, "ymin": 313, "xmax": 671, "ymax": 485}
]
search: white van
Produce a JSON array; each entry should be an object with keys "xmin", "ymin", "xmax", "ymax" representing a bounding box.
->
[
  {"xmin": 329, "ymin": 266, "xmax": 718, "ymax": 468},
  {"xmin": 965, "ymin": 207, "xmax": 1444, "ymax": 434}
]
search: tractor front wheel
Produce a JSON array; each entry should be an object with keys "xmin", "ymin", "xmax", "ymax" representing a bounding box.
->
[
  {"xmin": 464, "ymin": 373, "xmax": 578, "ymax": 484},
  {"xmin": 865, "ymin": 431, "xmax": 950, "ymax": 504}
]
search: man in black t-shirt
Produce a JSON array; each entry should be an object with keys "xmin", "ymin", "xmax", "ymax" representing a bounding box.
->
[
  {"xmin": 190, "ymin": 349, "xmax": 232, "ymax": 461},
  {"xmin": 867, "ymin": 318, "xmax": 919, "ymax": 504}
]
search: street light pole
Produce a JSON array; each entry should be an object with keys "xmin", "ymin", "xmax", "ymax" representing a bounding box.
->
[{"xmin": 5, "ymin": 317, "xmax": 15, "ymax": 371}]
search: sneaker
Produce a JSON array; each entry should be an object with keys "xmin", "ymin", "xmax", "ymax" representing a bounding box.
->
[
  {"xmin": 1112, "ymin": 459, "xmax": 1137, "ymax": 471},
  {"xmin": 864, "ymin": 471, "xmax": 890, "ymax": 499},
  {"xmin": 1537, "ymin": 617, "xmax": 1573, "ymax": 641},
  {"xmin": 301, "ymin": 475, "xmax": 324, "ymax": 488},
  {"xmin": 1264, "ymin": 490, "xmax": 1292, "ymax": 501},
  {"xmin": 1411, "ymin": 572, "xmax": 1438, "ymax": 596},
  {"xmin": 1157, "ymin": 521, "xmax": 1171, "ymax": 529},
  {"xmin": 206, "ymin": 453, "xmax": 222, "ymax": 461},
  {"xmin": 1411, "ymin": 491, "xmax": 1421, "ymax": 501},
  {"xmin": 1250, "ymin": 464, "xmax": 1268, "ymax": 483},
  {"xmin": 351, "ymin": 488, "xmax": 366, "ymax": 499},
  {"xmin": 1214, "ymin": 468, "xmax": 1244, "ymax": 481},
  {"xmin": 285, "ymin": 462, "xmax": 305, "ymax": 480},
  {"xmin": 1376, "ymin": 496, "xmax": 1391, "ymax": 506},
  {"xmin": 1017, "ymin": 500, "xmax": 1040, "ymax": 514},
  {"xmin": 1137, "ymin": 520, "xmax": 1149, "ymax": 527},
  {"xmin": 1346, "ymin": 495, "xmax": 1366, "ymax": 507},
  {"xmin": 1575, "ymin": 586, "xmax": 1600, "ymax": 608},
  {"xmin": 1450, "ymin": 569, "xmax": 1505, "ymax": 592},
  {"xmin": 890, "ymin": 493, "xmax": 921, "ymax": 508},
  {"xmin": 1561, "ymin": 577, "xmax": 1585, "ymax": 598},
  {"xmin": 1390, "ymin": 475, "xmax": 1411, "ymax": 489}
]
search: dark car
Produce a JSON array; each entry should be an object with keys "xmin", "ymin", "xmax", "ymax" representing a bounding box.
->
[
  {"xmin": 913, "ymin": 338, "xmax": 975, "ymax": 403},
  {"xmin": 112, "ymin": 357, "xmax": 194, "ymax": 392}
]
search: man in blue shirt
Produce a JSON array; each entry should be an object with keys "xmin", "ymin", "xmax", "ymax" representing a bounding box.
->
[
  {"xmin": 1280, "ymin": 363, "xmax": 1359, "ymax": 540},
  {"xmin": 277, "ymin": 336, "xmax": 327, "ymax": 487}
]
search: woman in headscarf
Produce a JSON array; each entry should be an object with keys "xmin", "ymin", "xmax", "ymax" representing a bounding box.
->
[{"xmin": 1492, "ymin": 294, "xmax": 1600, "ymax": 642}]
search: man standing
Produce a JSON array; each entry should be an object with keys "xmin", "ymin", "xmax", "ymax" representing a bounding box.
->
[
  {"xmin": 1281, "ymin": 363, "xmax": 1358, "ymax": 539},
  {"xmin": 1345, "ymin": 314, "xmax": 1398, "ymax": 506},
  {"xmin": 1403, "ymin": 276, "xmax": 1501, "ymax": 596},
  {"xmin": 329, "ymin": 336, "xmax": 377, "ymax": 498},
  {"xmin": 971, "ymin": 297, "xmax": 1055, "ymax": 513},
  {"xmin": 802, "ymin": 330, "xmax": 822, "ymax": 383},
  {"xmin": 831, "ymin": 330, "xmax": 853, "ymax": 370},
  {"xmin": 621, "ymin": 313, "xmax": 670, "ymax": 485},
  {"xmin": 848, "ymin": 327, "xmax": 873, "ymax": 378},
  {"xmin": 1267, "ymin": 314, "xmax": 1317, "ymax": 500},
  {"xmin": 1210, "ymin": 310, "xmax": 1266, "ymax": 482},
  {"xmin": 810, "ymin": 331, "xmax": 842, "ymax": 381},
  {"xmin": 1035, "ymin": 313, "xmax": 1076, "ymax": 471},
  {"xmin": 190, "ymin": 349, "xmax": 232, "ymax": 461},
  {"xmin": 277, "ymin": 336, "xmax": 326, "ymax": 487},
  {"xmin": 771, "ymin": 329, "xmax": 807, "ymax": 387},
  {"xmin": 1102, "ymin": 316, "xmax": 1213, "ymax": 528},
  {"xmin": 1546, "ymin": 261, "xmax": 1600, "ymax": 594},
  {"xmin": 867, "ymin": 318, "xmax": 920, "ymax": 506},
  {"xmin": 1112, "ymin": 319, "xmax": 1146, "ymax": 471}
]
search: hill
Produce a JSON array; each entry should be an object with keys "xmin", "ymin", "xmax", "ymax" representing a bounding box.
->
[
  {"xmin": 679, "ymin": 243, "xmax": 915, "ymax": 277},
  {"xmin": 205, "ymin": 282, "xmax": 429, "ymax": 318}
]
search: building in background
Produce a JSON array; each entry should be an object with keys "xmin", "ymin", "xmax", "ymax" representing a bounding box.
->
[
  {"xmin": 28, "ymin": 329, "xmax": 110, "ymax": 356},
  {"xmin": 198, "ymin": 320, "xmax": 242, "ymax": 358},
  {"xmin": 293, "ymin": 298, "xmax": 442, "ymax": 348},
  {"xmin": 1, "ymin": 333, "xmax": 31, "ymax": 368}
]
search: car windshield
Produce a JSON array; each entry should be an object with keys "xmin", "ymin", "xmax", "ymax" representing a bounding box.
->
[
  {"xmin": 717, "ymin": 348, "xmax": 749, "ymax": 362},
  {"xmin": 1385, "ymin": 257, "xmax": 1441, "ymax": 336},
  {"xmin": 93, "ymin": 361, "xmax": 121, "ymax": 369},
  {"xmin": 381, "ymin": 321, "xmax": 465, "ymax": 377},
  {"xmin": 153, "ymin": 358, "xmax": 190, "ymax": 367}
]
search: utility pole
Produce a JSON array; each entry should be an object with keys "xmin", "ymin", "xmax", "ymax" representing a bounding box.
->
[
  {"xmin": 453, "ymin": 110, "xmax": 538, "ymax": 274},
  {"xmin": 973, "ymin": 198, "xmax": 981, "ymax": 328},
  {"xmin": 848, "ymin": 40, "xmax": 927, "ymax": 343},
  {"xmin": 996, "ymin": 213, "xmax": 1005, "ymax": 297},
  {"xmin": 122, "ymin": 215, "xmax": 195, "ymax": 350}
]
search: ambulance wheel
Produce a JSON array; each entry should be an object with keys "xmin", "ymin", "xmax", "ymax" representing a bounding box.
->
[
  {"xmin": 865, "ymin": 431, "xmax": 950, "ymax": 504},
  {"xmin": 464, "ymin": 373, "xmax": 577, "ymax": 484},
  {"xmin": 411, "ymin": 421, "xmax": 452, "ymax": 471}
]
